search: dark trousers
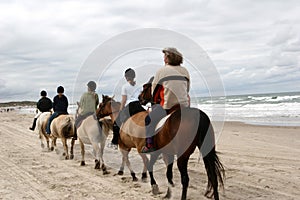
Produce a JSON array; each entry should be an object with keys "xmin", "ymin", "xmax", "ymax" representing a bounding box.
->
[
  {"xmin": 112, "ymin": 101, "xmax": 145, "ymax": 144},
  {"xmin": 46, "ymin": 112, "xmax": 59, "ymax": 134}
]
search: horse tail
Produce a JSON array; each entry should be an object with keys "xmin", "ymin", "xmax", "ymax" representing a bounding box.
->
[
  {"xmin": 61, "ymin": 116, "xmax": 74, "ymax": 138},
  {"xmin": 197, "ymin": 110, "xmax": 225, "ymax": 199}
]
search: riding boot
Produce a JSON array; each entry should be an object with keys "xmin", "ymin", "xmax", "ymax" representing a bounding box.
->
[{"xmin": 29, "ymin": 118, "xmax": 37, "ymax": 131}]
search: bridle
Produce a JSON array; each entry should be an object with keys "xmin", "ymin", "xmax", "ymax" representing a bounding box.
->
[{"xmin": 97, "ymin": 97, "xmax": 119, "ymax": 117}]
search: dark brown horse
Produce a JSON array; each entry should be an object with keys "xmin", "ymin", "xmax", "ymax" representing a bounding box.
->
[
  {"xmin": 140, "ymin": 81, "xmax": 226, "ymax": 199},
  {"xmin": 98, "ymin": 87, "xmax": 225, "ymax": 200}
]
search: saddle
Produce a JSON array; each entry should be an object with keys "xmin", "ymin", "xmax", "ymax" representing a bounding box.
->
[{"xmin": 75, "ymin": 112, "xmax": 96, "ymax": 129}]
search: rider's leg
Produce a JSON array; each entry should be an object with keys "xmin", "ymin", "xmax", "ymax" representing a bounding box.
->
[
  {"xmin": 29, "ymin": 118, "xmax": 37, "ymax": 131},
  {"xmin": 46, "ymin": 112, "xmax": 58, "ymax": 134},
  {"xmin": 142, "ymin": 104, "xmax": 166, "ymax": 153}
]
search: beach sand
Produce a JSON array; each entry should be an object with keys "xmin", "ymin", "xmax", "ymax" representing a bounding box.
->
[{"xmin": 0, "ymin": 111, "xmax": 299, "ymax": 199}]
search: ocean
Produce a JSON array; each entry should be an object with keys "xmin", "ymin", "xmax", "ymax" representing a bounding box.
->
[
  {"xmin": 192, "ymin": 91, "xmax": 300, "ymax": 126},
  {"xmin": 15, "ymin": 91, "xmax": 300, "ymax": 127}
]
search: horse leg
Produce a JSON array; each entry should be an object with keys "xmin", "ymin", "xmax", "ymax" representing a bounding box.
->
[
  {"xmin": 39, "ymin": 132, "xmax": 45, "ymax": 149},
  {"xmin": 162, "ymin": 154, "xmax": 175, "ymax": 199},
  {"xmin": 61, "ymin": 137, "xmax": 69, "ymax": 160},
  {"xmin": 148, "ymin": 152, "xmax": 160, "ymax": 195},
  {"xmin": 138, "ymin": 153, "xmax": 149, "ymax": 182},
  {"xmin": 121, "ymin": 149, "xmax": 138, "ymax": 181},
  {"xmin": 51, "ymin": 137, "xmax": 56, "ymax": 152},
  {"xmin": 70, "ymin": 138, "xmax": 75, "ymax": 160},
  {"xmin": 91, "ymin": 142, "xmax": 101, "ymax": 169},
  {"xmin": 100, "ymin": 140, "xmax": 109, "ymax": 175},
  {"xmin": 177, "ymin": 156, "xmax": 190, "ymax": 200},
  {"xmin": 118, "ymin": 149, "xmax": 126, "ymax": 175},
  {"xmin": 79, "ymin": 139, "xmax": 85, "ymax": 166}
]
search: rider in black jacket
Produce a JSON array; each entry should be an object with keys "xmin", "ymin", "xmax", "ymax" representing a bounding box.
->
[
  {"xmin": 29, "ymin": 90, "xmax": 53, "ymax": 131},
  {"xmin": 46, "ymin": 86, "xmax": 69, "ymax": 134}
]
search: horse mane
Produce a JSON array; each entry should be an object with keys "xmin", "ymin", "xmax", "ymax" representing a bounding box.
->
[{"xmin": 100, "ymin": 118, "xmax": 113, "ymax": 137}]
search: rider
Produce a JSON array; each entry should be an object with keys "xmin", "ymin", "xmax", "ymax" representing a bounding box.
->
[
  {"xmin": 110, "ymin": 68, "xmax": 144, "ymax": 149},
  {"xmin": 75, "ymin": 81, "xmax": 99, "ymax": 127},
  {"xmin": 141, "ymin": 47, "xmax": 190, "ymax": 153},
  {"xmin": 46, "ymin": 86, "xmax": 69, "ymax": 134},
  {"xmin": 29, "ymin": 90, "xmax": 53, "ymax": 131}
]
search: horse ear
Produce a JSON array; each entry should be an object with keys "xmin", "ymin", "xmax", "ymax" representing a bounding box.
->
[
  {"xmin": 148, "ymin": 76, "xmax": 154, "ymax": 84},
  {"xmin": 112, "ymin": 95, "xmax": 115, "ymax": 99},
  {"xmin": 76, "ymin": 101, "xmax": 80, "ymax": 106},
  {"xmin": 102, "ymin": 94, "xmax": 105, "ymax": 99}
]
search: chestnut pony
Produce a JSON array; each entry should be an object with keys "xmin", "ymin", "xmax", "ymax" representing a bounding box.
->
[
  {"xmin": 98, "ymin": 84, "xmax": 225, "ymax": 200},
  {"xmin": 97, "ymin": 95, "xmax": 149, "ymax": 182}
]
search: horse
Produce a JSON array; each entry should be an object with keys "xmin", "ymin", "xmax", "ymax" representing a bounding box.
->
[
  {"xmin": 97, "ymin": 95, "xmax": 149, "ymax": 182},
  {"xmin": 137, "ymin": 81, "xmax": 225, "ymax": 200},
  {"xmin": 75, "ymin": 103, "xmax": 113, "ymax": 174},
  {"xmin": 36, "ymin": 112, "xmax": 52, "ymax": 150},
  {"xmin": 50, "ymin": 114, "xmax": 76, "ymax": 160},
  {"xmin": 98, "ymin": 81, "xmax": 225, "ymax": 199}
]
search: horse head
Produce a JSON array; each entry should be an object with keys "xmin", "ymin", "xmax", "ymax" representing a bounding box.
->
[
  {"xmin": 96, "ymin": 95, "xmax": 120, "ymax": 118},
  {"xmin": 139, "ymin": 76, "xmax": 154, "ymax": 105}
]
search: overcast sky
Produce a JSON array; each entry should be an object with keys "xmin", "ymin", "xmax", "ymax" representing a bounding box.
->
[{"xmin": 1, "ymin": 0, "xmax": 300, "ymax": 102}]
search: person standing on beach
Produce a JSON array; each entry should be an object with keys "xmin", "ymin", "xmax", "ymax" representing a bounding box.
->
[
  {"xmin": 29, "ymin": 90, "xmax": 53, "ymax": 131},
  {"xmin": 46, "ymin": 86, "xmax": 69, "ymax": 134},
  {"xmin": 141, "ymin": 47, "xmax": 190, "ymax": 153},
  {"xmin": 110, "ymin": 68, "xmax": 144, "ymax": 149}
]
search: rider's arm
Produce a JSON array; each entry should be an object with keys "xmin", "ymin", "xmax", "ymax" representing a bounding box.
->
[{"xmin": 120, "ymin": 95, "xmax": 127, "ymax": 110}]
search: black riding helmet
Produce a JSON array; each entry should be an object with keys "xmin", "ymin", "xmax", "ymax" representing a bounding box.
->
[
  {"xmin": 40, "ymin": 90, "xmax": 47, "ymax": 97},
  {"xmin": 87, "ymin": 81, "xmax": 97, "ymax": 92},
  {"xmin": 124, "ymin": 68, "xmax": 135, "ymax": 79},
  {"xmin": 57, "ymin": 86, "xmax": 64, "ymax": 93}
]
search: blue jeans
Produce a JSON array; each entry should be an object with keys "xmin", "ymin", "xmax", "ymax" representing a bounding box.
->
[{"xmin": 46, "ymin": 112, "xmax": 59, "ymax": 134}]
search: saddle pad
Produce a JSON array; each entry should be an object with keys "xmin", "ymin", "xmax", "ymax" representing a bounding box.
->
[{"xmin": 155, "ymin": 113, "xmax": 172, "ymax": 132}]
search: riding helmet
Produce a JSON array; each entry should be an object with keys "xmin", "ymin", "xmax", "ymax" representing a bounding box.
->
[
  {"xmin": 124, "ymin": 68, "xmax": 135, "ymax": 79},
  {"xmin": 87, "ymin": 81, "xmax": 97, "ymax": 91},
  {"xmin": 57, "ymin": 86, "xmax": 64, "ymax": 93},
  {"xmin": 40, "ymin": 90, "xmax": 47, "ymax": 97}
]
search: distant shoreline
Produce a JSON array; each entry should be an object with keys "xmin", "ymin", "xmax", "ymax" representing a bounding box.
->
[{"xmin": 0, "ymin": 101, "xmax": 36, "ymax": 107}]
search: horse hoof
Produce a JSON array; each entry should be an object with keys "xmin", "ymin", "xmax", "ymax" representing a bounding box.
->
[
  {"xmin": 80, "ymin": 161, "xmax": 85, "ymax": 166},
  {"xmin": 117, "ymin": 171, "xmax": 124, "ymax": 175},
  {"xmin": 50, "ymin": 147, "xmax": 54, "ymax": 151},
  {"xmin": 65, "ymin": 156, "xmax": 69, "ymax": 160},
  {"xmin": 132, "ymin": 177, "xmax": 138, "ymax": 182},
  {"xmin": 70, "ymin": 154, "xmax": 74, "ymax": 160},
  {"xmin": 95, "ymin": 160, "xmax": 100, "ymax": 169},
  {"xmin": 41, "ymin": 144, "xmax": 45, "ymax": 148},
  {"xmin": 103, "ymin": 170, "xmax": 110, "ymax": 175},
  {"xmin": 164, "ymin": 187, "xmax": 172, "ymax": 199},
  {"xmin": 141, "ymin": 177, "xmax": 147, "ymax": 183},
  {"xmin": 62, "ymin": 152, "xmax": 66, "ymax": 156},
  {"xmin": 141, "ymin": 172, "xmax": 147, "ymax": 182},
  {"xmin": 152, "ymin": 184, "xmax": 160, "ymax": 195}
]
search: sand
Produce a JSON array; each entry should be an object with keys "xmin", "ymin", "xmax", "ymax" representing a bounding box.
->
[{"xmin": 0, "ymin": 111, "xmax": 299, "ymax": 199}]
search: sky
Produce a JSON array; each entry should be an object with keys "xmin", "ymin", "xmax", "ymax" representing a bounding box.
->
[{"xmin": 0, "ymin": 0, "xmax": 300, "ymax": 103}]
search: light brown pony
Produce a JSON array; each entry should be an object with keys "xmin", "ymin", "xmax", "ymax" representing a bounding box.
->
[
  {"xmin": 36, "ymin": 112, "xmax": 52, "ymax": 150},
  {"xmin": 97, "ymin": 95, "xmax": 149, "ymax": 182},
  {"xmin": 50, "ymin": 114, "xmax": 76, "ymax": 160},
  {"xmin": 76, "ymin": 103, "xmax": 113, "ymax": 174}
]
